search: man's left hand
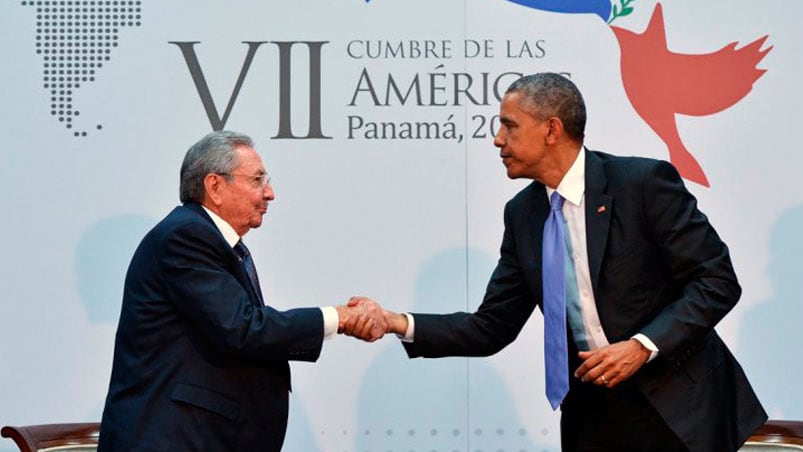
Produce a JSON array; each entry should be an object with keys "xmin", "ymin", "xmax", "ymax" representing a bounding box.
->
[{"xmin": 574, "ymin": 339, "xmax": 651, "ymax": 388}]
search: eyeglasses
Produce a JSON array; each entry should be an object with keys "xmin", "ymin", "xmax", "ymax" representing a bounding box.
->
[{"xmin": 218, "ymin": 172, "xmax": 272, "ymax": 188}]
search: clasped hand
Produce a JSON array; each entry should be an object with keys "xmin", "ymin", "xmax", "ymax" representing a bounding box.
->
[{"xmin": 335, "ymin": 297, "xmax": 408, "ymax": 342}]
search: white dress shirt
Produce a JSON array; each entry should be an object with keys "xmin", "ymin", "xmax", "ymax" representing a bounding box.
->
[
  {"xmin": 548, "ymin": 147, "xmax": 610, "ymax": 350},
  {"xmin": 550, "ymin": 148, "xmax": 658, "ymax": 357}
]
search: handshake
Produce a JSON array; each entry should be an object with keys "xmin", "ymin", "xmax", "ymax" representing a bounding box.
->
[{"xmin": 334, "ymin": 296, "xmax": 407, "ymax": 342}]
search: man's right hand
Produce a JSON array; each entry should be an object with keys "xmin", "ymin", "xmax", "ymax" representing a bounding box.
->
[{"xmin": 336, "ymin": 296, "xmax": 389, "ymax": 342}]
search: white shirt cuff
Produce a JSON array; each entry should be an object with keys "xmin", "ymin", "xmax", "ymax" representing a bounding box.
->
[
  {"xmin": 397, "ymin": 313, "xmax": 415, "ymax": 342},
  {"xmin": 632, "ymin": 333, "xmax": 659, "ymax": 362},
  {"xmin": 321, "ymin": 306, "xmax": 339, "ymax": 340}
]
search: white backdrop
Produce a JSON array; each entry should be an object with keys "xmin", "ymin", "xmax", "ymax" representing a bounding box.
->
[{"xmin": 1, "ymin": 1, "xmax": 801, "ymax": 451}]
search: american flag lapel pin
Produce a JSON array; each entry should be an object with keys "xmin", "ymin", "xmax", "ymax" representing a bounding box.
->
[{"xmin": 597, "ymin": 205, "xmax": 607, "ymax": 214}]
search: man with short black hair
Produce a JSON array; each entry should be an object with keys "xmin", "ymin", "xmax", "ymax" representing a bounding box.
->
[{"xmin": 381, "ymin": 73, "xmax": 767, "ymax": 451}]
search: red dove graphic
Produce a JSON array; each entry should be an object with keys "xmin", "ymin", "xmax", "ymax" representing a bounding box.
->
[{"xmin": 610, "ymin": 3, "xmax": 772, "ymax": 186}]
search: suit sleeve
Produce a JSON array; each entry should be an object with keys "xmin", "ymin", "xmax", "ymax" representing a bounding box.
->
[
  {"xmin": 404, "ymin": 200, "xmax": 538, "ymax": 358},
  {"xmin": 637, "ymin": 160, "xmax": 741, "ymax": 356},
  {"xmin": 160, "ymin": 220, "xmax": 324, "ymax": 363}
]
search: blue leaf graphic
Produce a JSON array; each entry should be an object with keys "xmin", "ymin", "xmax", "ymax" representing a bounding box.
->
[{"xmin": 502, "ymin": 0, "xmax": 612, "ymax": 22}]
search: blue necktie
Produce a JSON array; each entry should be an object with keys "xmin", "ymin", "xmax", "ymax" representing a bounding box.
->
[
  {"xmin": 234, "ymin": 240, "xmax": 264, "ymax": 304},
  {"xmin": 543, "ymin": 191, "xmax": 569, "ymax": 410}
]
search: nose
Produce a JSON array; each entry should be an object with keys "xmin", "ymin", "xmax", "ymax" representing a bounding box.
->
[
  {"xmin": 263, "ymin": 182, "xmax": 275, "ymax": 201},
  {"xmin": 493, "ymin": 127, "xmax": 505, "ymax": 148}
]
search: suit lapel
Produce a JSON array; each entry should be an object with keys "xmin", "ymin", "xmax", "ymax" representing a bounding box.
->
[
  {"xmin": 183, "ymin": 203, "xmax": 263, "ymax": 306},
  {"xmin": 533, "ymin": 187, "xmax": 550, "ymax": 271},
  {"xmin": 584, "ymin": 151, "xmax": 613, "ymax": 291},
  {"xmin": 517, "ymin": 182, "xmax": 550, "ymax": 288}
]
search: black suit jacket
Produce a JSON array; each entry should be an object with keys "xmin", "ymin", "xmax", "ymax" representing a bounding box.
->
[
  {"xmin": 99, "ymin": 202, "xmax": 324, "ymax": 451},
  {"xmin": 404, "ymin": 150, "xmax": 766, "ymax": 451}
]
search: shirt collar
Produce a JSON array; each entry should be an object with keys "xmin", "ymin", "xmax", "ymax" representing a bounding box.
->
[
  {"xmin": 202, "ymin": 206, "xmax": 240, "ymax": 248},
  {"xmin": 545, "ymin": 147, "xmax": 585, "ymax": 207}
]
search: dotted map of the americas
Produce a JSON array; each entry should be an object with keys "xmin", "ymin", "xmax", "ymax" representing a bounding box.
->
[{"xmin": 22, "ymin": 0, "xmax": 142, "ymax": 137}]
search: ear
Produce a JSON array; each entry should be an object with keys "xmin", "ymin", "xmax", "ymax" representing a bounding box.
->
[
  {"xmin": 544, "ymin": 117, "xmax": 565, "ymax": 144},
  {"xmin": 203, "ymin": 173, "xmax": 225, "ymax": 207}
]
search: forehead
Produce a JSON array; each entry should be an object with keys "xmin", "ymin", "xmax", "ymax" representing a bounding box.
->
[
  {"xmin": 233, "ymin": 145, "xmax": 266, "ymax": 173},
  {"xmin": 500, "ymin": 92, "xmax": 535, "ymax": 120}
]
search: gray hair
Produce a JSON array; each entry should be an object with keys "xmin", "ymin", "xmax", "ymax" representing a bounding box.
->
[
  {"xmin": 179, "ymin": 130, "xmax": 254, "ymax": 203},
  {"xmin": 505, "ymin": 73, "xmax": 586, "ymax": 142}
]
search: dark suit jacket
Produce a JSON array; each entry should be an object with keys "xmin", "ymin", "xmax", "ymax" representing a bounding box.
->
[
  {"xmin": 404, "ymin": 150, "xmax": 766, "ymax": 451},
  {"xmin": 99, "ymin": 202, "xmax": 324, "ymax": 451}
]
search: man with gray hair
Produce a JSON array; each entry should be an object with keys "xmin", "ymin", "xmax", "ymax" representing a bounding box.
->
[
  {"xmin": 380, "ymin": 73, "xmax": 766, "ymax": 451},
  {"xmin": 99, "ymin": 131, "xmax": 384, "ymax": 451}
]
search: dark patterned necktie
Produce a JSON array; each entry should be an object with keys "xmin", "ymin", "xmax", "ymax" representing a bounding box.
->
[{"xmin": 234, "ymin": 240, "xmax": 264, "ymax": 304}]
